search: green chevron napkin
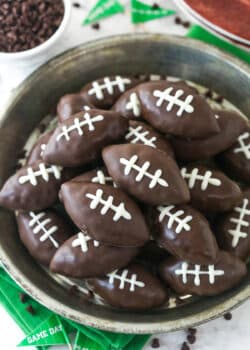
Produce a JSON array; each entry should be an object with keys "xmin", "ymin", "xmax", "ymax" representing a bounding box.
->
[{"xmin": 0, "ymin": 267, "xmax": 150, "ymax": 349}]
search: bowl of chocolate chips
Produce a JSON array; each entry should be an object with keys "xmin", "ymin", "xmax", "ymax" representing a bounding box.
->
[
  {"xmin": 0, "ymin": 0, "xmax": 71, "ymax": 65},
  {"xmin": 0, "ymin": 33, "xmax": 249, "ymax": 334}
]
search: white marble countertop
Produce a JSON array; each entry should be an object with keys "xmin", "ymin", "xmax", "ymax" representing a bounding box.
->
[{"xmin": 0, "ymin": 1, "xmax": 249, "ymax": 349}]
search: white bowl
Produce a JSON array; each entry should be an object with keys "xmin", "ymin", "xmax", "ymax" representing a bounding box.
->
[{"xmin": 0, "ymin": 0, "xmax": 71, "ymax": 67}]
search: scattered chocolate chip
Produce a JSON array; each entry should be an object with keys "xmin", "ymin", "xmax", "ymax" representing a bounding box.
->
[
  {"xmin": 152, "ymin": 3, "xmax": 160, "ymax": 10},
  {"xmin": 91, "ymin": 22, "xmax": 100, "ymax": 30},
  {"xmin": 151, "ymin": 337, "xmax": 160, "ymax": 348},
  {"xmin": 215, "ymin": 95, "xmax": 224, "ymax": 104},
  {"xmin": 187, "ymin": 334, "xmax": 196, "ymax": 344},
  {"xmin": 68, "ymin": 284, "xmax": 79, "ymax": 295},
  {"xmin": 19, "ymin": 292, "xmax": 27, "ymax": 303},
  {"xmin": 26, "ymin": 305, "xmax": 35, "ymax": 315},
  {"xmin": 188, "ymin": 327, "xmax": 197, "ymax": 336},
  {"xmin": 181, "ymin": 342, "xmax": 190, "ymax": 350},
  {"xmin": 80, "ymin": 289, "xmax": 94, "ymax": 301},
  {"xmin": 0, "ymin": 0, "xmax": 64, "ymax": 53},
  {"xmin": 204, "ymin": 89, "xmax": 213, "ymax": 99},
  {"xmin": 183, "ymin": 21, "xmax": 191, "ymax": 28},
  {"xmin": 223, "ymin": 312, "xmax": 232, "ymax": 320},
  {"xmin": 175, "ymin": 16, "xmax": 181, "ymax": 24},
  {"xmin": 72, "ymin": 2, "xmax": 81, "ymax": 8}
]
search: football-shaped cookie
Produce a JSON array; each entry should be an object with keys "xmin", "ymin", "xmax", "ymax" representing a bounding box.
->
[
  {"xmin": 218, "ymin": 128, "xmax": 250, "ymax": 183},
  {"xmin": 112, "ymin": 87, "xmax": 142, "ymax": 120},
  {"xmin": 172, "ymin": 110, "xmax": 247, "ymax": 161},
  {"xmin": 60, "ymin": 182, "xmax": 150, "ymax": 247},
  {"xmin": 154, "ymin": 204, "xmax": 219, "ymax": 264},
  {"xmin": 88, "ymin": 263, "xmax": 168, "ymax": 310},
  {"xmin": 215, "ymin": 189, "xmax": 250, "ymax": 260},
  {"xmin": 181, "ymin": 164, "xmax": 242, "ymax": 212},
  {"xmin": 102, "ymin": 144, "xmax": 189, "ymax": 205},
  {"xmin": 125, "ymin": 120, "xmax": 174, "ymax": 157},
  {"xmin": 80, "ymin": 76, "xmax": 139, "ymax": 109},
  {"xmin": 159, "ymin": 251, "xmax": 247, "ymax": 296},
  {"xmin": 43, "ymin": 110, "xmax": 128, "ymax": 167},
  {"xmin": 17, "ymin": 210, "xmax": 72, "ymax": 266},
  {"xmin": 27, "ymin": 132, "xmax": 53, "ymax": 165},
  {"xmin": 138, "ymin": 81, "xmax": 220, "ymax": 138},
  {"xmin": 0, "ymin": 161, "xmax": 63, "ymax": 211},
  {"xmin": 57, "ymin": 93, "xmax": 94, "ymax": 122},
  {"xmin": 50, "ymin": 231, "xmax": 139, "ymax": 278}
]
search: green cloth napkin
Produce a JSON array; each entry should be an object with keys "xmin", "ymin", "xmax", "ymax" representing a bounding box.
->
[
  {"xmin": 0, "ymin": 267, "xmax": 150, "ymax": 349},
  {"xmin": 187, "ymin": 25, "xmax": 250, "ymax": 64}
]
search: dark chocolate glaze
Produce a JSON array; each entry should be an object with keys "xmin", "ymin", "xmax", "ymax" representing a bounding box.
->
[
  {"xmin": 17, "ymin": 209, "xmax": 72, "ymax": 266},
  {"xmin": 27, "ymin": 132, "xmax": 53, "ymax": 165},
  {"xmin": 159, "ymin": 251, "xmax": 247, "ymax": 296},
  {"xmin": 103, "ymin": 144, "xmax": 190, "ymax": 205},
  {"xmin": 60, "ymin": 182, "xmax": 150, "ymax": 247},
  {"xmin": 88, "ymin": 263, "xmax": 168, "ymax": 310},
  {"xmin": 50, "ymin": 232, "xmax": 139, "ymax": 278},
  {"xmin": 172, "ymin": 110, "xmax": 248, "ymax": 161},
  {"xmin": 57, "ymin": 93, "xmax": 95, "ymax": 122}
]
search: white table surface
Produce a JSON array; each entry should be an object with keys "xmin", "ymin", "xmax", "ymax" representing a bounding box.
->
[{"xmin": 0, "ymin": 1, "xmax": 249, "ymax": 349}]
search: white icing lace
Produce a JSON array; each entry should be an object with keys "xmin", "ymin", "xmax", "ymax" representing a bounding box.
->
[
  {"xmin": 157, "ymin": 205, "xmax": 192, "ymax": 234},
  {"xmin": 107, "ymin": 269, "xmax": 145, "ymax": 292},
  {"xmin": 19, "ymin": 163, "xmax": 62, "ymax": 186},
  {"xmin": 234, "ymin": 132, "xmax": 250, "ymax": 160},
  {"xmin": 88, "ymin": 76, "xmax": 131, "ymax": 100},
  {"xmin": 72, "ymin": 232, "xmax": 100, "ymax": 252},
  {"xmin": 181, "ymin": 167, "xmax": 221, "ymax": 191},
  {"xmin": 228, "ymin": 198, "xmax": 250, "ymax": 248},
  {"xmin": 29, "ymin": 211, "xmax": 59, "ymax": 248},
  {"xmin": 125, "ymin": 125, "xmax": 157, "ymax": 148}
]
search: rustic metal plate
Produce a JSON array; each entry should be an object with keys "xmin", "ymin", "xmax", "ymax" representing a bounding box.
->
[{"xmin": 0, "ymin": 34, "xmax": 249, "ymax": 334}]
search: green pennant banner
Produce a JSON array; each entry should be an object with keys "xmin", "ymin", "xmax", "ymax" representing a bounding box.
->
[
  {"xmin": 74, "ymin": 331, "xmax": 103, "ymax": 350},
  {"xmin": 83, "ymin": 0, "xmax": 124, "ymax": 25},
  {"xmin": 17, "ymin": 314, "xmax": 70, "ymax": 347},
  {"xmin": 131, "ymin": 0, "xmax": 176, "ymax": 24}
]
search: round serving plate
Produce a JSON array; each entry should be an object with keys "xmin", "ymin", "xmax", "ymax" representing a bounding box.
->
[
  {"xmin": 174, "ymin": 0, "xmax": 250, "ymax": 50},
  {"xmin": 0, "ymin": 34, "xmax": 249, "ymax": 334}
]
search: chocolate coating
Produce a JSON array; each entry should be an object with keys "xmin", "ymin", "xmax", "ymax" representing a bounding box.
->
[
  {"xmin": 50, "ymin": 232, "xmax": 139, "ymax": 278},
  {"xmin": 181, "ymin": 164, "xmax": 242, "ymax": 212},
  {"xmin": 159, "ymin": 251, "xmax": 247, "ymax": 296},
  {"xmin": 103, "ymin": 144, "xmax": 190, "ymax": 205},
  {"xmin": 0, "ymin": 161, "xmax": 63, "ymax": 211},
  {"xmin": 138, "ymin": 81, "xmax": 220, "ymax": 138},
  {"xmin": 154, "ymin": 204, "xmax": 219, "ymax": 264},
  {"xmin": 88, "ymin": 263, "xmax": 168, "ymax": 310},
  {"xmin": 17, "ymin": 210, "xmax": 72, "ymax": 266},
  {"xmin": 69, "ymin": 168, "xmax": 115, "ymax": 186},
  {"xmin": 80, "ymin": 76, "xmax": 140, "ymax": 109},
  {"xmin": 60, "ymin": 182, "xmax": 150, "ymax": 247},
  {"xmin": 57, "ymin": 93, "xmax": 94, "ymax": 122},
  {"xmin": 125, "ymin": 120, "xmax": 175, "ymax": 157},
  {"xmin": 43, "ymin": 109, "xmax": 128, "ymax": 167},
  {"xmin": 218, "ymin": 127, "xmax": 250, "ymax": 183},
  {"xmin": 112, "ymin": 87, "xmax": 142, "ymax": 120},
  {"xmin": 215, "ymin": 189, "xmax": 250, "ymax": 260},
  {"xmin": 27, "ymin": 132, "xmax": 53, "ymax": 165},
  {"xmin": 172, "ymin": 110, "xmax": 247, "ymax": 161}
]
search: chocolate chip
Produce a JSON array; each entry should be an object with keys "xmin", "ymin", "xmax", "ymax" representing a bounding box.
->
[
  {"xmin": 26, "ymin": 305, "xmax": 35, "ymax": 315},
  {"xmin": 68, "ymin": 284, "xmax": 79, "ymax": 295},
  {"xmin": 181, "ymin": 342, "xmax": 190, "ymax": 350},
  {"xmin": 215, "ymin": 95, "xmax": 224, "ymax": 104},
  {"xmin": 152, "ymin": 3, "xmax": 160, "ymax": 10},
  {"xmin": 204, "ymin": 89, "xmax": 213, "ymax": 99},
  {"xmin": 0, "ymin": 0, "xmax": 64, "ymax": 53},
  {"xmin": 183, "ymin": 21, "xmax": 191, "ymax": 28},
  {"xmin": 187, "ymin": 334, "xmax": 196, "ymax": 344},
  {"xmin": 91, "ymin": 22, "xmax": 100, "ymax": 30},
  {"xmin": 223, "ymin": 312, "xmax": 232, "ymax": 320},
  {"xmin": 188, "ymin": 327, "xmax": 197, "ymax": 335},
  {"xmin": 151, "ymin": 337, "xmax": 160, "ymax": 348},
  {"xmin": 73, "ymin": 2, "xmax": 81, "ymax": 8},
  {"xmin": 19, "ymin": 292, "xmax": 27, "ymax": 303},
  {"xmin": 175, "ymin": 16, "xmax": 181, "ymax": 24}
]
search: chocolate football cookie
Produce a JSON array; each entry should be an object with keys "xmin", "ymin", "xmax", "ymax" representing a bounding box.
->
[
  {"xmin": 60, "ymin": 182, "xmax": 150, "ymax": 247},
  {"xmin": 103, "ymin": 144, "xmax": 189, "ymax": 205},
  {"xmin": 26, "ymin": 132, "xmax": 53, "ymax": 165},
  {"xmin": 159, "ymin": 251, "xmax": 247, "ymax": 296},
  {"xmin": 68, "ymin": 168, "xmax": 116, "ymax": 186},
  {"xmin": 112, "ymin": 87, "xmax": 142, "ymax": 120},
  {"xmin": 50, "ymin": 231, "xmax": 139, "ymax": 278},
  {"xmin": 181, "ymin": 164, "xmax": 242, "ymax": 212},
  {"xmin": 125, "ymin": 120, "xmax": 174, "ymax": 156},
  {"xmin": 57, "ymin": 93, "xmax": 94, "ymax": 122},
  {"xmin": 0, "ymin": 161, "xmax": 63, "ymax": 211},
  {"xmin": 172, "ymin": 110, "xmax": 247, "ymax": 161},
  {"xmin": 154, "ymin": 204, "xmax": 218, "ymax": 264},
  {"xmin": 88, "ymin": 263, "xmax": 168, "ymax": 310},
  {"xmin": 218, "ymin": 128, "xmax": 250, "ymax": 183},
  {"xmin": 215, "ymin": 189, "xmax": 250, "ymax": 260},
  {"xmin": 43, "ymin": 110, "xmax": 128, "ymax": 167},
  {"xmin": 17, "ymin": 210, "xmax": 72, "ymax": 266},
  {"xmin": 80, "ymin": 76, "xmax": 139, "ymax": 109},
  {"xmin": 137, "ymin": 81, "xmax": 220, "ymax": 138}
]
